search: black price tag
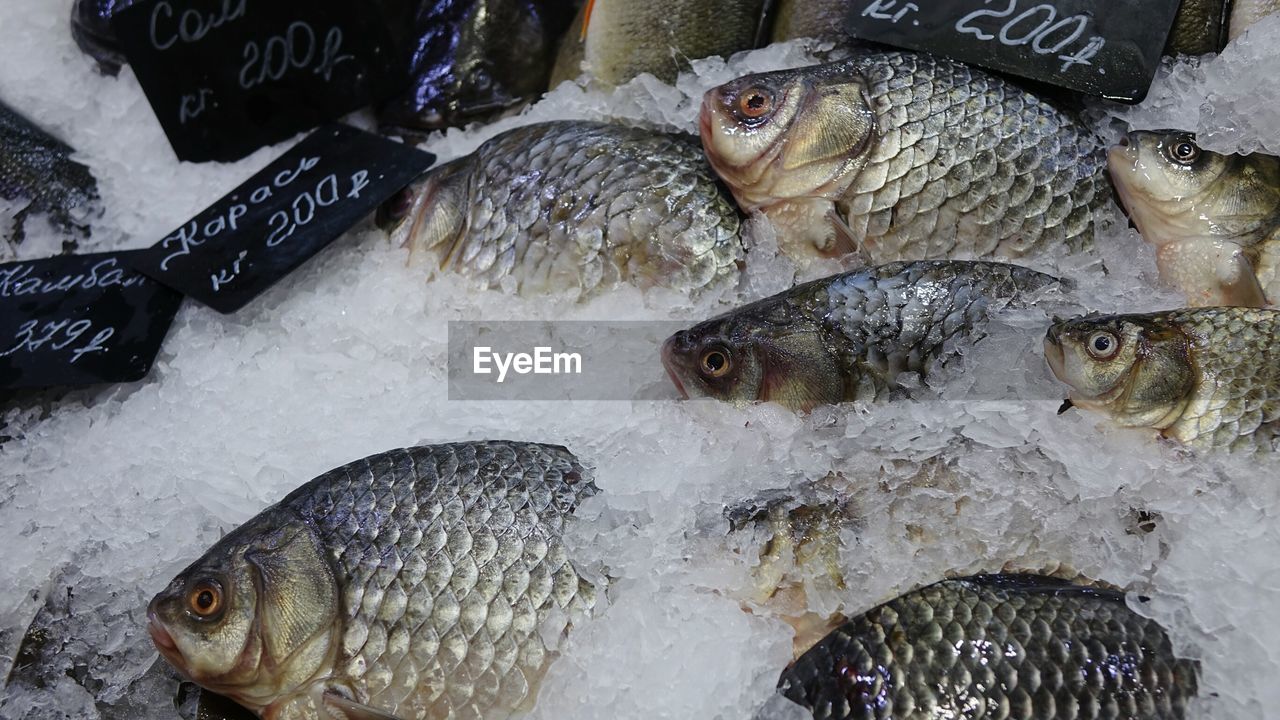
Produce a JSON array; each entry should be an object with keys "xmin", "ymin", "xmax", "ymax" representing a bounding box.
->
[
  {"xmin": 845, "ymin": 0, "xmax": 1181, "ymax": 102},
  {"xmin": 111, "ymin": 0, "xmax": 406, "ymax": 162},
  {"xmin": 0, "ymin": 251, "xmax": 182, "ymax": 390},
  {"xmin": 128, "ymin": 124, "xmax": 435, "ymax": 314}
]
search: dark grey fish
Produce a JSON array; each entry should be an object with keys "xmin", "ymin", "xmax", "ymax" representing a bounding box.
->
[
  {"xmin": 662, "ymin": 261, "xmax": 1061, "ymax": 411},
  {"xmin": 146, "ymin": 441, "xmax": 598, "ymax": 720},
  {"xmin": 0, "ymin": 100, "xmax": 100, "ymax": 247},
  {"xmin": 378, "ymin": 0, "xmax": 580, "ymax": 136},
  {"xmin": 70, "ymin": 0, "xmax": 133, "ymax": 74},
  {"xmin": 778, "ymin": 575, "xmax": 1199, "ymax": 720}
]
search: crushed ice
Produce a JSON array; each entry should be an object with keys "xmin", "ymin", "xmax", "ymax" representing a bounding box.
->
[{"xmin": 2, "ymin": 1, "xmax": 1279, "ymax": 718}]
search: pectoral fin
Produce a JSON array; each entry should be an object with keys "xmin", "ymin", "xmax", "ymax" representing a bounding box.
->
[{"xmin": 322, "ymin": 691, "xmax": 406, "ymax": 720}]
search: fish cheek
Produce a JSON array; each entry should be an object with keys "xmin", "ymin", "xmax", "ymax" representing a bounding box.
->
[
  {"xmin": 1126, "ymin": 334, "xmax": 1195, "ymax": 420},
  {"xmin": 780, "ymin": 82, "xmax": 876, "ymax": 176},
  {"xmin": 758, "ymin": 333, "xmax": 844, "ymax": 412},
  {"xmin": 244, "ymin": 524, "xmax": 339, "ymax": 676}
]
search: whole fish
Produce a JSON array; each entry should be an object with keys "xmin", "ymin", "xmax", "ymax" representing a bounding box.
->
[
  {"xmin": 0, "ymin": 100, "xmax": 99, "ymax": 247},
  {"xmin": 699, "ymin": 51, "xmax": 1106, "ymax": 263},
  {"xmin": 777, "ymin": 574, "xmax": 1199, "ymax": 720},
  {"xmin": 661, "ymin": 260, "xmax": 1060, "ymax": 411},
  {"xmin": 1045, "ymin": 308, "xmax": 1280, "ymax": 452},
  {"xmin": 381, "ymin": 120, "xmax": 744, "ymax": 297},
  {"xmin": 549, "ymin": 0, "xmax": 768, "ymax": 88},
  {"xmin": 147, "ymin": 441, "xmax": 599, "ymax": 720},
  {"xmin": 1109, "ymin": 131, "xmax": 1280, "ymax": 307},
  {"xmin": 378, "ymin": 0, "xmax": 579, "ymax": 135}
]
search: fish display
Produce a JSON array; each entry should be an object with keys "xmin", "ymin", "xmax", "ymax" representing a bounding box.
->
[
  {"xmin": 378, "ymin": 0, "xmax": 579, "ymax": 135},
  {"xmin": 381, "ymin": 120, "xmax": 744, "ymax": 297},
  {"xmin": 699, "ymin": 51, "xmax": 1107, "ymax": 263},
  {"xmin": 0, "ymin": 99, "xmax": 99, "ymax": 247},
  {"xmin": 661, "ymin": 260, "xmax": 1060, "ymax": 411},
  {"xmin": 777, "ymin": 574, "xmax": 1199, "ymax": 720},
  {"xmin": 1109, "ymin": 131, "xmax": 1280, "ymax": 307},
  {"xmin": 549, "ymin": 0, "xmax": 768, "ymax": 88},
  {"xmin": 147, "ymin": 441, "xmax": 599, "ymax": 720},
  {"xmin": 1045, "ymin": 308, "xmax": 1280, "ymax": 452}
]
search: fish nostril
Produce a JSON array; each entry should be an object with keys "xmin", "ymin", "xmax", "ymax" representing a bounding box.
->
[{"xmin": 1118, "ymin": 134, "xmax": 1130, "ymax": 148}]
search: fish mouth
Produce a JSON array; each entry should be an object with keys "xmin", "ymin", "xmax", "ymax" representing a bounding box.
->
[
  {"xmin": 1042, "ymin": 328, "xmax": 1067, "ymax": 382},
  {"xmin": 660, "ymin": 337, "xmax": 691, "ymax": 400},
  {"xmin": 147, "ymin": 607, "xmax": 184, "ymax": 670}
]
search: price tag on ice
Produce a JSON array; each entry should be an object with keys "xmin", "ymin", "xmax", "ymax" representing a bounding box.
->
[
  {"xmin": 110, "ymin": 0, "xmax": 407, "ymax": 162},
  {"xmin": 845, "ymin": 0, "xmax": 1182, "ymax": 101},
  {"xmin": 0, "ymin": 251, "xmax": 182, "ymax": 390},
  {"xmin": 129, "ymin": 124, "xmax": 435, "ymax": 314}
]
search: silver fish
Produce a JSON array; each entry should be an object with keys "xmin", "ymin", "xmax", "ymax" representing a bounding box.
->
[{"xmin": 147, "ymin": 442, "xmax": 599, "ymax": 720}]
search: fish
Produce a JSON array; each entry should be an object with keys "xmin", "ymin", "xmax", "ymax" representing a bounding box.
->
[
  {"xmin": 1045, "ymin": 308, "xmax": 1280, "ymax": 452},
  {"xmin": 1108, "ymin": 131, "xmax": 1280, "ymax": 307},
  {"xmin": 377, "ymin": 0, "xmax": 579, "ymax": 136},
  {"xmin": 768, "ymin": 0, "xmax": 849, "ymax": 42},
  {"xmin": 69, "ymin": 0, "xmax": 133, "ymax": 74},
  {"xmin": 1163, "ymin": 0, "xmax": 1232, "ymax": 55},
  {"xmin": 699, "ymin": 51, "xmax": 1107, "ymax": 263},
  {"xmin": 1229, "ymin": 0, "xmax": 1280, "ymax": 41},
  {"xmin": 380, "ymin": 120, "xmax": 744, "ymax": 297},
  {"xmin": 661, "ymin": 260, "xmax": 1061, "ymax": 411},
  {"xmin": 776, "ymin": 574, "xmax": 1199, "ymax": 719},
  {"xmin": 0, "ymin": 100, "xmax": 100, "ymax": 249},
  {"xmin": 549, "ymin": 0, "xmax": 769, "ymax": 88},
  {"xmin": 146, "ymin": 441, "xmax": 600, "ymax": 720}
]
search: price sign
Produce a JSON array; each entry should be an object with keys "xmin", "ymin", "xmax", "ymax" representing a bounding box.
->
[
  {"xmin": 128, "ymin": 124, "xmax": 435, "ymax": 313},
  {"xmin": 845, "ymin": 0, "xmax": 1182, "ymax": 101}
]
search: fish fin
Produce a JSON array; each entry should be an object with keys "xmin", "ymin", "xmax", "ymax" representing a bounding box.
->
[
  {"xmin": 580, "ymin": 0, "xmax": 595, "ymax": 40},
  {"xmin": 1216, "ymin": 252, "xmax": 1268, "ymax": 307},
  {"xmin": 825, "ymin": 209, "xmax": 866, "ymax": 262},
  {"xmin": 322, "ymin": 691, "xmax": 407, "ymax": 720}
]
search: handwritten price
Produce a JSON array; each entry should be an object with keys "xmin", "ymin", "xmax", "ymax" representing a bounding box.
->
[{"xmin": 0, "ymin": 319, "xmax": 113, "ymax": 364}]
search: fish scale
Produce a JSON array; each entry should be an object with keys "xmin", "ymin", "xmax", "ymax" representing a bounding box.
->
[
  {"xmin": 703, "ymin": 52, "xmax": 1105, "ymax": 263},
  {"xmin": 778, "ymin": 576, "xmax": 1198, "ymax": 720},
  {"xmin": 387, "ymin": 121, "xmax": 743, "ymax": 297},
  {"xmin": 147, "ymin": 442, "xmax": 599, "ymax": 720}
]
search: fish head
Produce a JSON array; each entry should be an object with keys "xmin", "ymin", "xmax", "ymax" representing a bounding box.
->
[
  {"xmin": 1044, "ymin": 314, "xmax": 1194, "ymax": 429},
  {"xmin": 662, "ymin": 298, "xmax": 843, "ymax": 411},
  {"xmin": 377, "ymin": 157, "xmax": 473, "ymax": 265},
  {"xmin": 699, "ymin": 61, "xmax": 877, "ymax": 214},
  {"xmin": 147, "ymin": 513, "xmax": 339, "ymax": 714},
  {"xmin": 1109, "ymin": 130, "xmax": 1280, "ymax": 247}
]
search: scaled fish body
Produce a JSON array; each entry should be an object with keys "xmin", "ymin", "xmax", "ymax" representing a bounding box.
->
[
  {"xmin": 661, "ymin": 260, "xmax": 1060, "ymax": 411},
  {"xmin": 1045, "ymin": 308, "xmax": 1280, "ymax": 452},
  {"xmin": 778, "ymin": 575, "xmax": 1198, "ymax": 719},
  {"xmin": 382, "ymin": 121, "xmax": 744, "ymax": 297},
  {"xmin": 550, "ymin": 0, "xmax": 767, "ymax": 88},
  {"xmin": 147, "ymin": 442, "xmax": 599, "ymax": 720},
  {"xmin": 700, "ymin": 51, "xmax": 1106, "ymax": 263},
  {"xmin": 0, "ymin": 100, "xmax": 100, "ymax": 248},
  {"xmin": 1109, "ymin": 131, "xmax": 1280, "ymax": 307}
]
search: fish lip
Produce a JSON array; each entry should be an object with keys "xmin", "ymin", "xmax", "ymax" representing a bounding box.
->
[
  {"xmin": 660, "ymin": 337, "xmax": 691, "ymax": 400},
  {"xmin": 147, "ymin": 608, "xmax": 178, "ymax": 654},
  {"xmin": 1043, "ymin": 328, "xmax": 1067, "ymax": 381}
]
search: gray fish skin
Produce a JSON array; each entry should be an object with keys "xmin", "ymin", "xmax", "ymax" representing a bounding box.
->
[
  {"xmin": 147, "ymin": 442, "xmax": 599, "ymax": 720},
  {"xmin": 778, "ymin": 575, "xmax": 1199, "ymax": 720},
  {"xmin": 700, "ymin": 51, "xmax": 1106, "ymax": 263},
  {"xmin": 662, "ymin": 261, "xmax": 1059, "ymax": 411},
  {"xmin": 0, "ymin": 100, "xmax": 99, "ymax": 246},
  {"xmin": 383, "ymin": 120, "xmax": 744, "ymax": 297}
]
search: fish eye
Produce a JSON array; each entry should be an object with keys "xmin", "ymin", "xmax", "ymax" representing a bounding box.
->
[
  {"xmin": 1165, "ymin": 137, "xmax": 1201, "ymax": 165},
  {"xmin": 1085, "ymin": 331, "xmax": 1120, "ymax": 360},
  {"xmin": 187, "ymin": 580, "xmax": 223, "ymax": 620},
  {"xmin": 736, "ymin": 87, "xmax": 774, "ymax": 122},
  {"xmin": 700, "ymin": 346, "xmax": 732, "ymax": 378}
]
